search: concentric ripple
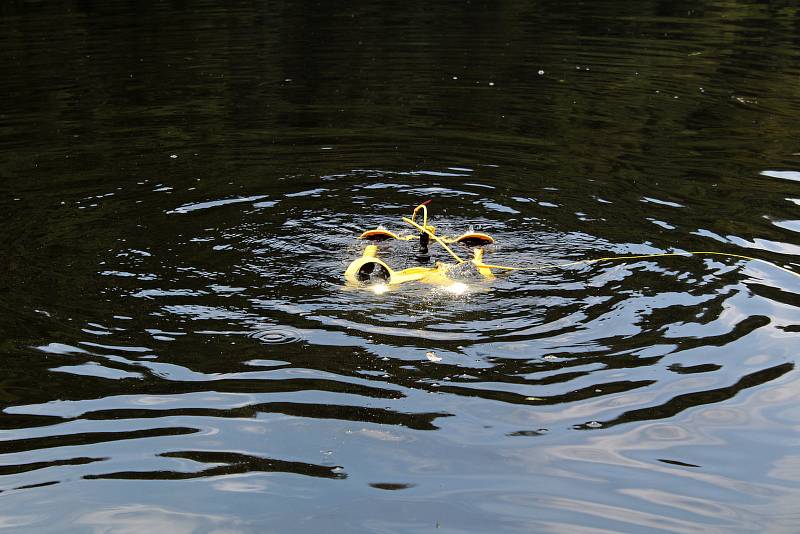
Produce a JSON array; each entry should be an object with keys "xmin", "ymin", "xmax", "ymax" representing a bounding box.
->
[
  {"xmin": 2, "ymin": 0, "xmax": 800, "ymax": 531},
  {"xmin": 249, "ymin": 328, "xmax": 303, "ymax": 345}
]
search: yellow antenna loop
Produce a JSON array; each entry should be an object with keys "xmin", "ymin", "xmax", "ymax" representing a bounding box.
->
[{"xmin": 411, "ymin": 203, "xmax": 429, "ymax": 228}]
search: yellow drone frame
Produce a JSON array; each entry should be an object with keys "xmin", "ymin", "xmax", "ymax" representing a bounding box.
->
[
  {"xmin": 344, "ymin": 245, "xmax": 494, "ymax": 288},
  {"xmin": 346, "ymin": 202, "xmax": 497, "ymax": 290}
]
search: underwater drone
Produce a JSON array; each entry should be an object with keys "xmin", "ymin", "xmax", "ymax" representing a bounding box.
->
[
  {"xmin": 345, "ymin": 201, "xmax": 800, "ymax": 293},
  {"xmin": 344, "ymin": 201, "xmax": 496, "ymax": 292}
]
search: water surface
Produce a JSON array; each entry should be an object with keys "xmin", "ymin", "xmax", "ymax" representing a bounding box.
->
[{"xmin": 2, "ymin": 1, "xmax": 800, "ymax": 532}]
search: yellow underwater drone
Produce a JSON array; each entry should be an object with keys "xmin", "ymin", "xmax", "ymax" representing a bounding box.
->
[
  {"xmin": 345, "ymin": 201, "xmax": 800, "ymax": 292},
  {"xmin": 345, "ymin": 201, "xmax": 496, "ymax": 291}
]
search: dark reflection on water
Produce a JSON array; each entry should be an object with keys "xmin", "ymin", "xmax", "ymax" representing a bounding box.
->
[
  {"xmin": 85, "ymin": 450, "xmax": 347, "ymax": 481},
  {"xmin": 2, "ymin": 0, "xmax": 800, "ymax": 531}
]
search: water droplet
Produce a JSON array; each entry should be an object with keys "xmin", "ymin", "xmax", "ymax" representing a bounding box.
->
[{"xmin": 426, "ymin": 351, "xmax": 442, "ymax": 362}]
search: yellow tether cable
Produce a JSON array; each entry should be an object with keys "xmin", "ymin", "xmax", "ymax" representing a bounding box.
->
[
  {"xmin": 476, "ymin": 251, "xmax": 800, "ymax": 278},
  {"xmin": 402, "ymin": 216, "xmax": 465, "ymax": 264}
]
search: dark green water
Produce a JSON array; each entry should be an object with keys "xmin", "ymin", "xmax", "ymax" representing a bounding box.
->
[{"xmin": 2, "ymin": 0, "xmax": 800, "ymax": 531}]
